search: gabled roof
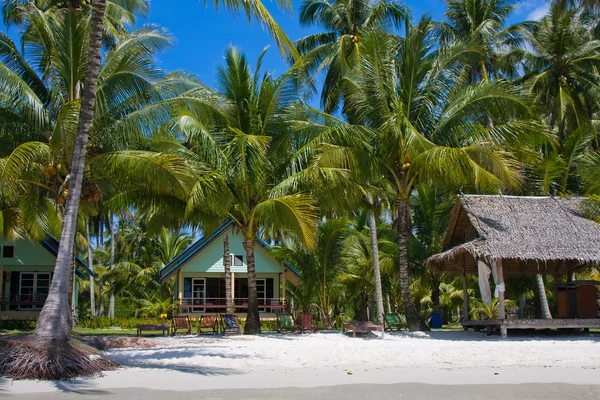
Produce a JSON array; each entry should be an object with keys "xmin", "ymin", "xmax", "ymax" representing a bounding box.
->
[
  {"xmin": 41, "ymin": 236, "xmax": 95, "ymax": 278},
  {"xmin": 158, "ymin": 221, "xmax": 302, "ymax": 283},
  {"xmin": 427, "ymin": 195, "xmax": 600, "ymax": 276}
]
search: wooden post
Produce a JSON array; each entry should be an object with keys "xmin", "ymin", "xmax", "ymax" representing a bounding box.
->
[
  {"xmin": 230, "ymin": 272, "xmax": 235, "ymax": 303},
  {"xmin": 497, "ymin": 258, "xmax": 507, "ymax": 339},
  {"xmin": 281, "ymin": 271, "xmax": 287, "ymax": 308},
  {"xmin": 0, "ymin": 264, "xmax": 3, "ymax": 300},
  {"xmin": 462, "ymin": 271, "xmax": 469, "ymax": 323},
  {"xmin": 177, "ymin": 270, "xmax": 183, "ymax": 314}
]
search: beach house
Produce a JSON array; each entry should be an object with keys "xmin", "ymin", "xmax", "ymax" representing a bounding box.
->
[
  {"xmin": 159, "ymin": 220, "xmax": 302, "ymax": 317},
  {"xmin": 428, "ymin": 195, "xmax": 600, "ymax": 337},
  {"xmin": 0, "ymin": 236, "xmax": 94, "ymax": 319}
]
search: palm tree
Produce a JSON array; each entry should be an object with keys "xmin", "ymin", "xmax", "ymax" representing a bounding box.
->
[
  {"xmin": 501, "ymin": 2, "xmax": 600, "ymax": 318},
  {"xmin": 333, "ymin": 20, "xmax": 541, "ymax": 330},
  {"xmin": 33, "ymin": 0, "xmax": 108, "ymax": 343},
  {"xmin": 0, "ymin": 1, "xmax": 199, "ymax": 378},
  {"xmin": 272, "ymin": 218, "xmax": 352, "ymax": 323},
  {"xmin": 439, "ymin": 0, "xmax": 519, "ymax": 81},
  {"xmin": 0, "ymin": 0, "xmax": 113, "ymax": 381},
  {"xmin": 505, "ymin": 1, "xmax": 600, "ymax": 138},
  {"xmin": 409, "ymin": 185, "xmax": 455, "ymax": 319},
  {"xmin": 295, "ymin": 0, "xmax": 407, "ymax": 112},
  {"xmin": 367, "ymin": 209, "xmax": 384, "ymax": 324},
  {"xmin": 102, "ymin": 47, "xmax": 319, "ymax": 333},
  {"xmin": 344, "ymin": 212, "xmax": 397, "ymax": 321}
]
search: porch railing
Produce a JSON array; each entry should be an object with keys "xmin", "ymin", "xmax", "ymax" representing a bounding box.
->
[
  {"xmin": 179, "ymin": 297, "xmax": 286, "ymax": 313},
  {"xmin": 0, "ymin": 295, "xmax": 47, "ymax": 309}
]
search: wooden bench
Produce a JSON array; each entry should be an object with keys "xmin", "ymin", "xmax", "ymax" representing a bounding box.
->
[{"xmin": 137, "ymin": 323, "xmax": 169, "ymax": 336}]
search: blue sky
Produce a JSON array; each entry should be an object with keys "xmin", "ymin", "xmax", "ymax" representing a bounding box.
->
[
  {"xmin": 143, "ymin": 0, "xmax": 548, "ymax": 87},
  {"xmin": 1, "ymin": 0, "xmax": 550, "ymax": 88}
]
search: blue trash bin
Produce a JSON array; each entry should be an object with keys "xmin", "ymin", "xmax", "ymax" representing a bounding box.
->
[{"xmin": 430, "ymin": 312, "xmax": 442, "ymax": 329}]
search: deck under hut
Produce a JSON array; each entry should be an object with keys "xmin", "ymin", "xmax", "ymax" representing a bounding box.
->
[{"xmin": 427, "ymin": 195, "xmax": 600, "ymax": 338}]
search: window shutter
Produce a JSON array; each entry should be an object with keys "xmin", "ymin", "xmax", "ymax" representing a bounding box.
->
[
  {"xmin": 9, "ymin": 272, "xmax": 19, "ymax": 310},
  {"xmin": 183, "ymin": 278, "xmax": 192, "ymax": 299},
  {"xmin": 266, "ymin": 278, "xmax": 274, "ymax": 299}
]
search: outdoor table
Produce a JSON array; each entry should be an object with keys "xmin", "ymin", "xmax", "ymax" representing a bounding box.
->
[
  {"xmin": 343, "ymin": 321, "xmax": 383, "ymax": 337},
  {"xmin": 137, "ymin": 323, "xmax": 169, "ymax": 336}
]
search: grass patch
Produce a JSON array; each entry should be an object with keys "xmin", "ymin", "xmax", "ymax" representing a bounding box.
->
[{"xmin": 73, "ymin": 327, "xmax": 138, "ymax": 336}]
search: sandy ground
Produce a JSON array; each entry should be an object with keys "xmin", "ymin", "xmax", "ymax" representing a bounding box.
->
[{"xmin": 3, "ymin": 331, "xmax": 600, "ymax": 399}]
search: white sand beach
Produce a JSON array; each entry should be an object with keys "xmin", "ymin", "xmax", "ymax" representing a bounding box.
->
[{"xmin": 3, "ymin": 330, "xmax": 600, "ymax": 399}]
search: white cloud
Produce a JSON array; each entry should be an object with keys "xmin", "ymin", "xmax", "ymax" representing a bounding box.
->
[{"xmin": 526, "ymin": 2, "xmax": 551, "ymax": 21}]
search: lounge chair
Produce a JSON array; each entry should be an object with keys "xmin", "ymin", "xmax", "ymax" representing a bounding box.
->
[
  {"xmin": 297, "ymin": 312, "xmax": 318, "ymax": 333},
  {"xmin": 171, "ymin": 315, "xmax": 192, "ymax": 335},
  {"xmin": 276, "ymin": 313, "xmax": 297, "ymax": 333},
  {"xmin": 382, "ymin": 313, "xmax": 404, "ymax": 331},
  {"xmin": 220, "ymin": 314, "xmax": 241, "ymax": 335},
  {"xmin": 198, "ymin": 315, "xmax": 219, "ymax": 335}
]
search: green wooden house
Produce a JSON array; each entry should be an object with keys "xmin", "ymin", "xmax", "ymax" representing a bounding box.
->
[
  {"xmin": 158, "ymin": 221, "xmax": 302, "ymax": 317},
  {"xmin": 0, "ymin": 237, "xmax": 94, "ymax": 320}
]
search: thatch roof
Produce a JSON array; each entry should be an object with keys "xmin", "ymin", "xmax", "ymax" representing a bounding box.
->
[{"xmin": 427, "ymin": 195, "xmax": 600, "ymax": 276}]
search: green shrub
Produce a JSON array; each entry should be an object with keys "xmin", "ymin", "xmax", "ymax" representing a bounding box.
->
[
  {"xmin": 78, "ymin": 316, "xmax": 169, "ymax": 329},
  {"xmin": 0, "ymin": 319, "xmax": 36, "ymax": 330}
]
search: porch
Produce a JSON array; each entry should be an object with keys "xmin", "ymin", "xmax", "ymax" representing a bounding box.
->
[
  {"xmin": 178, "ymin": 297, "xmax": 287, "ymax": 314},
  {"xmin": 0, "ymin": 294, "xmax": 47, "ymax": 320},
  {"xmin": 176, "ymin": 273, "xmax": 288, "ymax": 315},
  {"xmin": 427, "ymin": 196, "xmax": 600, "ymax": 338}
]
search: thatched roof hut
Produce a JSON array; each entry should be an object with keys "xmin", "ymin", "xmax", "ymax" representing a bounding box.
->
[{"xmin": 427, "ymin": 195, "xmax": 600, "ymax": 276}]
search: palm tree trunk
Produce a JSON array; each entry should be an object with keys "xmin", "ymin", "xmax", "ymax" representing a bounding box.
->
[
  {"xmin": 224, "ymin": 235, "xmax": 234, "ymax": 314},
  {"xmin": 33, "ymin": 0, "xmax": 107, "ymax": 340},
  {"xmin": 86, "ymin": 222, "xmax": 96, "ymax": 317},
  {"xmin": 98, "ymin": 282, "xmax": 105, "ymax": 317},
  {"xmin": 70, "ymin": 257, "xmax": 77, "ymax": 326},
  {"xmin": 243, "ymin": 237, "xmax": 261, "ymax": 334},
  {"xmin": 536, "ymin": 274, "xmax": 552, "ymax": 319},
  {"xmin": 368, "ymin": 210, "xmax": 385, "ymax": 325},
  {"xmin": 108, "ymin": 215, "xmax": 115, "ymax": 319},
  {"xmin": 431, "ymin": 271, "xmax": 441, "ymax": 314},
  {"xmin": 397, "ymin": 198, "xmax": 427, "ymax": 331}
]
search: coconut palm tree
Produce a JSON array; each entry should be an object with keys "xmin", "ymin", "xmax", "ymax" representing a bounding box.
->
[
  {"xmin": 2, "ymin": 0, "xmax": 150, "ymax": 49},
  {"xmin": 33, "ymin": 0, "xmax": 108, "ymax": 345},
  {"xmin": 439, "ymin": 0, "xmax": 519, "ymax": 81},
  {"xmin": 271, "ymin": 218, "xmax": 352, "ymax": 322},
  {"xmin": 504, "ymin": 1, "xmax": 600, "ymax": 137},
  {"xmin": 295, "ymin": 0, "xmax": 407, "ymax": 112},
  {"xmin": 98, "ymin": 46, "xmax": 319, "ymax": 333},
  {"xmin": 0, "ymin": 2, "xmax": 203, "ymax": 378},
  {"xmin": 409, "ymin": 185, "xmax": 455, "ymax": 319},
  {"xmin": 344, "ymin": 211, "xmax": 397, "ymax": 321},
  {"xmin": 331, "ymin": 19, "xmax": 543, "ymax": 330}
]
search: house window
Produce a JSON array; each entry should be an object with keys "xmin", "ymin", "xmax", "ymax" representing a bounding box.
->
[
  {"xmin": 2, "ymin": 245, "xmax": 14, "ymax": 258},
  {"xmin": 234, "ymin": 255, "xmax": 243, "ymax": 266},
  {"xmin": 223, "ymin": 255, "xmax": 233, "ymax": 266},
  {"xmin": 18, "ymin": 272, "xmax": 51, "ymax": 310}
]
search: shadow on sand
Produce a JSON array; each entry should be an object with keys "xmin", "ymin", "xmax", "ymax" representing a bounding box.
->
[{"xmin": 382, "ymin": 328, "xmax": 600, "ymax": 342}]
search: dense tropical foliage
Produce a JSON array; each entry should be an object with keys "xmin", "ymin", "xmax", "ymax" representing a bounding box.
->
[{"xmin": 1, "ymin": 0, "xmax": 600, "ymax": 377}]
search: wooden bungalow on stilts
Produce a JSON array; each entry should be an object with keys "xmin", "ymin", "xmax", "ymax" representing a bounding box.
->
[{"xmin": 427, "ymin": 195, "xmax": 600, "ymax": 338}]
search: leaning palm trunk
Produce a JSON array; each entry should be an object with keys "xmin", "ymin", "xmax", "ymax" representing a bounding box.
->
[
  {"xmin": 224, "ymin": 236, "xmax": 234, "ymax": 314},
  {"xmin": 397, "ymin": 198, "xmax": 427, "ymax": 331},
  {"xmin": 368, "ymin": 210, "xmax": 385, "ymax": 325},
  {"xmin": 243, "ymin": 237, "xmax": 261, "ymax": 334},
  {"xmin": 536, "ymin": 274, "xmax": 552, "ymax": 319},
  {"xmin": 86, "ymin": 222, "xmax": 96, "ymax": 317},
  {"xmin": 35, "ymin": 0, "xmax": 106, "ymax": 340},
  {"xmin": 0, "ymin": 0, "xmax": 116, "ymax": 380}
]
